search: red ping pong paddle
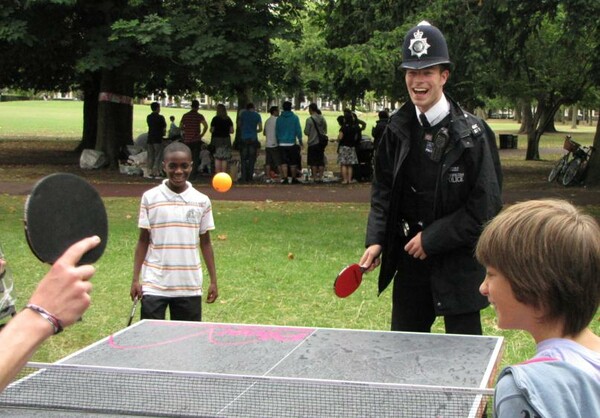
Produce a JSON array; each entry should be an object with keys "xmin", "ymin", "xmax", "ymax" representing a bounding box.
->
[
  {"xmin": 334, "ymin": 264, "xmax": 366, "ymax": 298},
  {"xmin": 24, "ymin": 173, "xmax": 108, "ymax": 265}
]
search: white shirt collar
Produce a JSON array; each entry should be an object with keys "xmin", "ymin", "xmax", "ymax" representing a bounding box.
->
[
  {"xmin": 160, "ymin": 179, "xmax": 191, "ymax": 201},
  {"xmin": 416, "ymin": 94, "xmax": 450, "ymax": 127}
]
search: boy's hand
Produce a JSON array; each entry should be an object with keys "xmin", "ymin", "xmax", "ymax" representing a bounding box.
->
[
  {"xmin": 206, "ymin": 283, "xmax": 218, "ymax": 303},
  {"xmin": 130, "ymin": 280, "xmax": 143, "ymax": 301}
]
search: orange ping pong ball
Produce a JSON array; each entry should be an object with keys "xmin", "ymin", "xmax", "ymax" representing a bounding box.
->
[{"xmin": 212, "ymin": 172, "xmax": 232, "ymax": 193}]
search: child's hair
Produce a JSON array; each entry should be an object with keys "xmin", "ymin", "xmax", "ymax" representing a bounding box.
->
[
  {"xmin": 269, "ymin": 106, "xmax": 279, "ymax": 115},
  {"xmin": 476, "ymin": 199, "xmax": 600, "ymax": 336},
  {"xmin": 169, "ymin": 115, "xmax": 175, "ymax": 122},
  {"xmin": 163, "ymin": 141, "xmax": 192, "ymax": 160}
]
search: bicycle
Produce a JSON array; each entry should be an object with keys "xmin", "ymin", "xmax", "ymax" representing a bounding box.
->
[
  {"xmin": 561, "ymin": 142, "xmax": 595, "ymax": 186},
  {"xmin": 547, "ymin": 135, "xmax": 578, "ymax": 183}
]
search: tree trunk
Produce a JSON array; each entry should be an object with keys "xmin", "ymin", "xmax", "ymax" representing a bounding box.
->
[
  {"xmin": 571, "ymin": 104, "xmax": 578, "ymax": 129},
  {"xmin": 526, "ymin": 98, "xmax": 545, "ymax": 160},
  {"xmin": 544, "ymin": 114, "xmax": 557, "ymax": 133},
  {"xmin": 234, "ymin": 86, "xmax": 252, "ymax": 145},
  {"xmin": 518, "ymin": 99, "xmax": 532, "ymax": 135},
  {"xmin": 583, "ymin": 114, "xmax": 600, "ymax": 187},
  {"xmin": 75, "ymin": 72, "xmax": 101, "ymax": 153},
  {"xmin": 96, "ymin": 68, "xmax": 134, "ymax": 169},
  {"xmin": 525, "ymin": 130, "xmax": 541, "ymax": 160},
  {"xmin": 538, "ymin": 95, "xmax": 559, "ymax": 133},
  {"xmin": 235, "ymin": 86, "xmax": 252, "ymax": 112},
  {"xmin": 294, "ymin": 91, "xmax": 303, "ymax": 110},
  {"xmin": 526, "ymin": 96, "xmax": 564, "ymax": 160},
  {"xmin": 514, "ymin": 102, "xmax": 522, "ymax": 124}
]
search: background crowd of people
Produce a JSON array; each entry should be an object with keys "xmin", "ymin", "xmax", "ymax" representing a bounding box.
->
[{"xmin": 143, "ymin": 99, "xmax": 390, "ymax": 185}]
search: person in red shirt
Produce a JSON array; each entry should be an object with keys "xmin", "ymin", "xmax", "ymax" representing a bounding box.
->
[{"xmin": 179, "ymin": 99, "xmax": 208, "ymax": 180}]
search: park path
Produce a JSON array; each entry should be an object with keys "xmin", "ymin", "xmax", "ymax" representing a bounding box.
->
[
  {"xmin": 0, "ymin": 180, "xmax": 371, "ymax": 203},
  {"xmin": 1, "ymin": 179, "xmax": 598, "ymax": 205}
]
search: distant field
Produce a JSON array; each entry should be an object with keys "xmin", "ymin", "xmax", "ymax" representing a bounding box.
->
[{"xmin": 0, "ymin": 100, "xmax": 595, "ymax": 146}]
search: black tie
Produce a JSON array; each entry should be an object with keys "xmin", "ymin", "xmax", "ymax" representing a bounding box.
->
[{"xmin": 419, "ymin": 113, "xmax": 431, "ymax": 128}]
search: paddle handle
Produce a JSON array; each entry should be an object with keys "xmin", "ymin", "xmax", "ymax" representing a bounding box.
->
[{"xmin": 127, "ymin": 296, "xmax": 139, "ymax": 326}]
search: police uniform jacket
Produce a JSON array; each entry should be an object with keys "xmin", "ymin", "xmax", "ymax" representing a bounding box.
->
[{"xmin": 366, "ymin": 96, "xmax": 503, "ymax": 315}]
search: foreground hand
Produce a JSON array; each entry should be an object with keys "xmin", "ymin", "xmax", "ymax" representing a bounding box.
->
[
  {"xmin": 404, "ymin": 232, "xmax": 427, "ymax": 260},
  {"xmin": 359, "ymin": 244, "xmax": 382, "ymax": 272},
  {"xmin": 27, "ymin": 236, "xmax": 100, "ymax": 328}
]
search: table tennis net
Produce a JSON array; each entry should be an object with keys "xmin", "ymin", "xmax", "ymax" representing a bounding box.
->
[{"xmin": 1, "ymin": 363, "xmax": 494, "ymax": 417}]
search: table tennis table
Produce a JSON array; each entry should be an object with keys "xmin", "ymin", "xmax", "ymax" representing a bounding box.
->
[{"xmin": 0, "ymin": 320, "xmax": 503, "ymax": 417}]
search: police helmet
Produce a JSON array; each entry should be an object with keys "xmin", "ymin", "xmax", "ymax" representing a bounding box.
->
[{"xmin": 400, "ymin": 21, "xmax": 451, "ymax": 70}]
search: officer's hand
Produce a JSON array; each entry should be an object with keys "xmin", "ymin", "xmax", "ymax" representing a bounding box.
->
[
  {"xmin": 404, "ymin": 232, "xmax": 427, "ymax": 260},
  {"xmin": 359, "ymin": 245, "xmax": 382, "ymax": 272}
]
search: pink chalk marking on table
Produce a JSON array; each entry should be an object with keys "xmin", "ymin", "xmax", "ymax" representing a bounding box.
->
[
  {"xmin": 108, "ymin": 323, "xmax": 314, "ymax": 350},
  {"xmin": 206, "ymin": 326, "xmax": 313, "ymax": 346}
]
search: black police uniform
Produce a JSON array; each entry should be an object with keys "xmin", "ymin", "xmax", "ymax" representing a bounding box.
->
[
  {"xmin": 363, "ymin": 21, "xmax": 503, "ymax": 334},
  {"xmin": 365, "ymin": 96, "xmax": 503, "ymax": 334}
]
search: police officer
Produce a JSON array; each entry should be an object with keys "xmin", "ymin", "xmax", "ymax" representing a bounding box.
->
[{"xmin": 359, "ymin": 21, "xmax": 503, "ymax": 335}]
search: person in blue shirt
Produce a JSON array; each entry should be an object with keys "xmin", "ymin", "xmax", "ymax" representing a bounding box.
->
[
  {"xmin": 238, "ymin": 103, "xmax": 263, "ymax": 183},
  {"xmin": 275, "ymin": 101, "xmax": 303, "ymax": 184}
]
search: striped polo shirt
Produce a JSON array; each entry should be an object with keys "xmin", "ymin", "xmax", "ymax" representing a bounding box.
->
[
  {"xmin": 138, "ymin": 180, "xmax": 215, "ymax": 297},
  {"xmin": 180, "ymin": 110, "xmax": 206, "ymax": 143}
]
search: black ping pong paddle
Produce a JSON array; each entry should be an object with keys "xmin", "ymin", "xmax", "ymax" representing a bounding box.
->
[
  {"xmin": 127, "ymin": 296, "xmax": 139, "ymax": 326},
  {"xmin": 24, "ymin": 173, "xmax": 108, "ymax": 265},
  {"xmin": 333, "ymin": 264, "xmax": 366, "ymax": 298}
]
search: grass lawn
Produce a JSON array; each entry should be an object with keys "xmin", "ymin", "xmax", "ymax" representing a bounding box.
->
[
  {"xmin": 1, "ymin": 99, "xmax": 596, "ymax": 145},
  {"xmin": 1, "ymin": 196, "xmax": 598, "ymax": 371},
  {"xmin": 0, "ymin": 100, "xmax": 598, "ymax": 375}
]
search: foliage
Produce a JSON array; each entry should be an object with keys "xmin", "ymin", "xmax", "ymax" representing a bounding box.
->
[
  {"xmin": 319, "ymin": 0, "xmax": 414, "ymax": 107},
  {"xmin": 479, "ymin": 0, "xmax": 600, "ymax": 160},
  {"xmin": 0, "ymin": 1, "xmax": 80, "ymax": 92},
  {"xmin": 317, "ymin": 0, "xmax": 495, "ymax": 110},
  {"xmin": 0, "ymin": 0, "xmax": 305, "ymax": 167},
  {"xmin": 163, "ymin": 0, "xmax": 303, "ymax": 102}
]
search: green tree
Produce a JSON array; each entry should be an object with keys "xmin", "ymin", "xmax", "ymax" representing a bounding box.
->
[
  {"xmin": 1, "ymin": 0, "xmax": 303, "ymax": 169},
  {"xmin": 168, "ymin": 1, "xmax": 302, "ymax": 107},
  {"xmin": 0, "ymin": 0, "xmax": 173, "ymax": 166},
  {"xmin": 319, "ymin": 0, "xmax": 491, "ymax": 111},
  {"xmin": 480, "ymin": 0, "xmax": 600, "ymax": 161},
  {"xmin": 319, "ymin": 0, "xmax": 413, "ymax": 108}
]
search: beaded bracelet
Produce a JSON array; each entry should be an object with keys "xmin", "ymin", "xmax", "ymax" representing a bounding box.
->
[{"xmin": 25, "ymin": 304, "xmax": 64, "ymax": 334}]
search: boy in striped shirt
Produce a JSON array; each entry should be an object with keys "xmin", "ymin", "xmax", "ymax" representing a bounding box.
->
[{"xmin": 131, "ymin": 142, "xmax": 218, "ymax": 321}]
